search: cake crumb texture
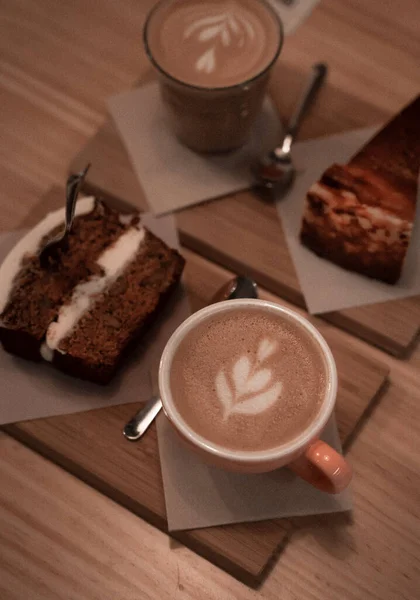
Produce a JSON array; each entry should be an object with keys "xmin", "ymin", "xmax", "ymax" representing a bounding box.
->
[
  {"xmin": 300, "ymin": 95, "xmax": 420, "ymax": 284},
  {"xmin": 0, "ymin": 199, "xmax": 184, "ymax": 383}
]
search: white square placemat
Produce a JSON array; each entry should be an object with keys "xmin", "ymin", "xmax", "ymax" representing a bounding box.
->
[{"xmin": 157, "ymin": 415, "xmax": 352, "ymax": 531}]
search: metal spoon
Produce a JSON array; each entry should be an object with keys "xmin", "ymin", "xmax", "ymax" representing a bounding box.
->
[
  {"xmin": 39, "ymin": 163, "xmax": 91, "ymax": 268},
  {"xmin": 123, "ymin": 276, "xmax": 258, "ymax": 441},
  {"xmin": 210, "ymin": 275, "xmax": 258, "ymax": 303},
  {"xmin": 123, "ymin": 369, "xmax": 162, "ymax": 441},
  {"xmin": 255, "ymin": 63, "xmax": 327, "ymax": 197}
]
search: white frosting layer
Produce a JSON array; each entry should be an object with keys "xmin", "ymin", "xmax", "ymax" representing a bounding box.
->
[
  {"xmin": 119, "ymin": 213, "xmax": 135, "ymax": 226},
  {"xmin": 0, "ymin": 196, "xmax": 96, "ymax": 316},
  {"xmin": 46, "ymin": 226, "xmax": 145, "ymax": 354},
  {"xmin": 40, "ymin": 343, "xmax": 54, "ymax": 362},
  {"xmin": 97, "ymin": 227, "xmax": 145, "ymax": 276}
]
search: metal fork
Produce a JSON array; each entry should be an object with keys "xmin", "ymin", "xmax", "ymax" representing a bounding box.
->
[{"xmin": 39, "ymin": 163, "xmax": 91, "ymax": 268}]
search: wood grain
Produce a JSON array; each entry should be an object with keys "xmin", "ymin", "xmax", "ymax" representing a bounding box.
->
[
  {"xmin": 3, "ymin": 412, "xmax": 290, "ymax": 587},
  {"xmin": 3, "ymin": 187, "xmax": 388, "ymax": 584},
  {"xmin": 1, "ymin": 0, "xmax": 420, "ymax": 597}
]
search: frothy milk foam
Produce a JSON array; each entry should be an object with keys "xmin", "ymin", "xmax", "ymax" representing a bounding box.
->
[
  {"xmin": 170, "ymin": 309, "xmax": 327, "ymax": 452},
  {"xmin": 146, "ymin": 0, "xmax": 281, "ymax": 88}
]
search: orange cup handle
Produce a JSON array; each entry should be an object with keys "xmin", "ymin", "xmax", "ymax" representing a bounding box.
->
[{"xmin": 289, "ymin": 439, "xmax": 352, "ymax": 494}]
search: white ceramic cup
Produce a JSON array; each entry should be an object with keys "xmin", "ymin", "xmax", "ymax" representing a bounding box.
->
[{"xmin": 159, "ymin": 299, "xmax": 352, "ymax": 493}]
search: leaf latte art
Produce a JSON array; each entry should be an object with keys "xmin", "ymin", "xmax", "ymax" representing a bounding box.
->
[
  {"xmin": 170, "ymin": 309, "xmax": 327, "ymax": 452},
  {"xmin": 183, "ymin": 10, "xmax": 256, "ymax": 74},
  {"xmin": 145, "ymin": 0, "xmax": 281, "ymax": 88},
  {"xmin": 216, "ymin": 339, "xmax": 282, "ymax": 420}
]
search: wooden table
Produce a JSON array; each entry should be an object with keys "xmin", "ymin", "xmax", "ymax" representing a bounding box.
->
[{"xmin": 0, "ymin": 1, "xmax": 419, "ymax": 598}]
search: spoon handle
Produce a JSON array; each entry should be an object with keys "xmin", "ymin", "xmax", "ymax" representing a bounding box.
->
[
  {"xmin": 123, "ymin": 396, "xmax": 163, "ymax": 441},
  {"xmin": 286, "ymin": 63, "xmax": 328, "ymax": 144},
  {"xmin": 65, "ymin": 163, "xmax": 91, "ymax": 234}
]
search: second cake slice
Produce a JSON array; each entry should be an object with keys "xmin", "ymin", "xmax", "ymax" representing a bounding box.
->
[{"xmin": 300, "ymin": 96, "xmax": 419, "ymax": 284}]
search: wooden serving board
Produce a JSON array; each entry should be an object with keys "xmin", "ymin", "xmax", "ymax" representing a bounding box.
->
[
  {"xmin": 4, "ymin": 187, "xmax": 389, "ymax": 586},
  {"xmin": 70, "ymin": 114, "xmax": 420, "ymax": 357}
]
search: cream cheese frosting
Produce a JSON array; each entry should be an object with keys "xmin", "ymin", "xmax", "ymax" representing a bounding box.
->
[{"xmin": 46, "ymin": 225, "xmax": 146, "ymax": 354}]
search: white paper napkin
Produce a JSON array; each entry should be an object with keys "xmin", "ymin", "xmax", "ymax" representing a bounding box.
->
[
  {"xmin": 276, "ymin": 127, "xmax": 420, "ymax": 314},
  {"xmin": 0, "ymin": 214, "xmax": 190, "ymax": 425},
  {"xmin": 157, "ymin": 415, "xmax": 351, "ymax": 531},
  {"xmin": 108, "ymin": 82, "xmax": 282, "ymax": 215},
  {"xmin": 268, "ymin": 0, "xmax": 320, "ymax": 35}
]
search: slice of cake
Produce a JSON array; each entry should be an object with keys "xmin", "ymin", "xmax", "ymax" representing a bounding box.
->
[
  {"xmin": 0, "ymin": 197, "xmax": 185, "ymax": 384},
  {"xmin": 300, "ymin": 95, "xmax": 420, "ymax": 284}
]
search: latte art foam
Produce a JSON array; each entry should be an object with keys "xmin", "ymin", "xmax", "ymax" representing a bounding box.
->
[
  {"xmin": 146, "ymin": 0, "xmax": 281, "ymax": 88},
  {"xmin": 184, "ymin": 10, "xmax": 257, "ymax": 75},
  {"xmin": 215, "ymin": 338, "xmax": 283, "ymax": 420},
  {"xmin": 170, "ymin": 308, "xmax": 327, "ymax": 452}
]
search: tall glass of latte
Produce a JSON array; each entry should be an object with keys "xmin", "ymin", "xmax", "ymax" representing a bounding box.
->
[{"xmin": 144, "ymin": 0, "xmax": 283, "ymax": 152}]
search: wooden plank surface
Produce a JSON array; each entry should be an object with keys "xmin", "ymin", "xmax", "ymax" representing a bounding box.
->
[
  {"xmin": 3, "ymin": 187, "xmax": 388, "ymax": 585},
  {"xmin": 71, "ymin": 112, "xmax": 420, "ymax": 357},
  {"xmin": 1, "ymin": 0, "xmax": 420, "ymax": 598}
]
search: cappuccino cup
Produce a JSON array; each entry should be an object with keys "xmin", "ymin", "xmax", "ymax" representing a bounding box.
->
[
  {"xmin": 159, "ymin": 299, "xmax": 352, "ymax": 494},
  {"xmin": 144, "ymin": 0, "xmax": 283, "ymax": 152}
]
